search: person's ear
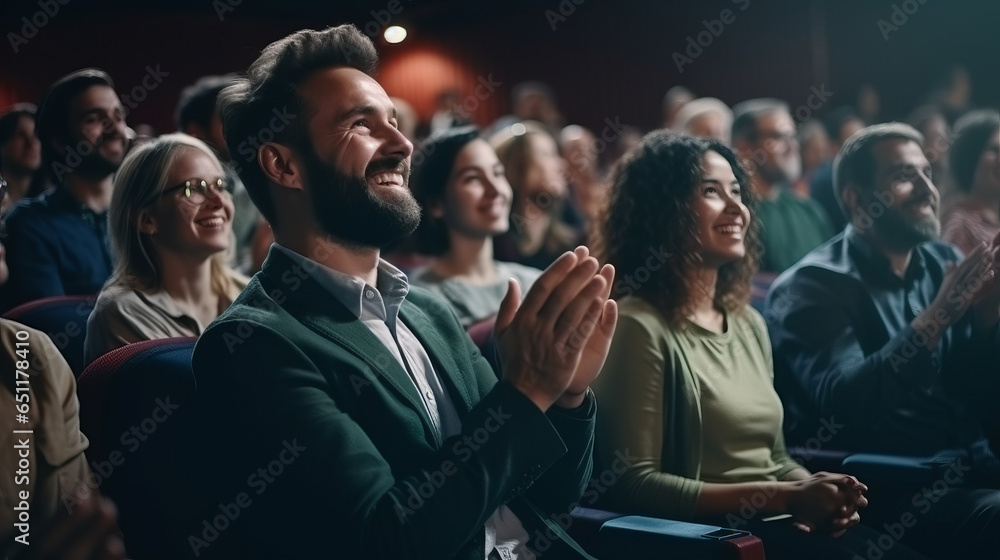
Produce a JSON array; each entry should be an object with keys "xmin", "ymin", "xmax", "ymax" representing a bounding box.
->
[
  {"xmin": 138, "ymin": 210, "xmax": 157, "ymax": 235},
  {"xmin": 259, "ymin": 143, "xmax": 304, "ymax": 190},
  {"xmin": 733, "ymin": 139, "xmax": 757, "ymax": 173},
  {"xmin": 842, "ymin": 185, "xmax": 860, "ymax": 216}
]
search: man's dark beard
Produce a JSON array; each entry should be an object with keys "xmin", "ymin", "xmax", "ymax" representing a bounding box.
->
[
  {"xmin": 301, "ymin": 147, "xmax": 421, "ymax": 250},
  {"xmin": 869, "ymin": 193, "xmax": 940, "ymax": 251},
  {"xmin": 756, "ymin": 158, "xmax": 800, "ymax": 186},
  {"xmin": 75, "ymin": 138, "xmax": 122, "ymax": 180},
  {"xmin": 4, "ymin": 160, "xmax": 39, "ymax": 177}
]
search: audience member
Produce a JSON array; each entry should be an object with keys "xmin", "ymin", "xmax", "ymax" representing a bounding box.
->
[
  {"xmin": 175, "ymin": 75, "xmax": 265, "ymax": 274},
  {"xmin": 940, "ymin": 110, "xmax": 1000, "ymax": 254},
  {"xmin": 661, "ymin": 85, "xmax": 695, "ymax": 130},
  {"xmin": 0, "ymin": 104, "xmax": 46, "ymax": 214},
  {"xmin": 429, "ymin": 89, "xmax": 471, "ymax": 135},
  {"xmin": 487, "ymin": 81, "xmax": 563, "ymax": 138},
  {"xmin": 855, "ymin": 84, "xmax": 881, "ymax": 126},
  {"xmin": 907, "ymin": 105, "xmax": 952, "ymax": 196},
  {"xmin": 84, "ymin": 133, "xmax": 247, "ymax": 364},
  {"xmin": 2, "ymin": 69, "xmax": 126, "ymax": 311},
  {"xmin": 593, "ymin": 132, "xmax": 922, "ymax": 560},
  {"xmin": 812, "ymin": 107, "xmax": 867, "ymax": 230},
  {"xmin": 0, "ymin": 174, "xmax": 119, "ymax": 555},
  {"xmin": 605, "ymin": 125, "xmax": 644, "ymax": 170},
  {"xmin": 767, "ymin": 123, "xmax": 1000, "ymax": 559},
  {"xmin": 181, "ymin": 25, "xmax": 617, "ymax": 559},
  {"xmin": 732, "ymin": 99, "xmax": 833, "ymax": 272},
  {"xmin": 1, "ymin": 320, "xmax": 96, "ymax": 540},
  {"xmin": 929, "ymin": 65, "xmax": 973, "ymax": 124},
  {"xmin": 130, "ymin": 123, "xmax": 156, "ymax": 148},
  {"xmin": 174, "ymin": 76, "xmax": 232, "ymax": 157},
  {"xmin": 409, "ymin": 126, "xmax": 541, "ymax": 327},
  {"xmin": 559, "ymin": 124, "xmax": 605, "ymax": 229},
  {"xmin": 826, "ymin": 107, "xmax": 866, "ymax": 151},
  {"xmin": 491, "ymin": 121, "xmax": 583, "ymax": 269},
  {"xmin": 674, "ymin": 97, "xmax": 733, "ymax": 145},
  {"xmin": 795, "ymin": 119, "xmax": 832, "ymax": 197}
]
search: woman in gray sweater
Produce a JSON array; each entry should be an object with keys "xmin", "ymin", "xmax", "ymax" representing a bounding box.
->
[{"xmin": 409, "ymin": 126, "xmax": 540, "ymax": 328}]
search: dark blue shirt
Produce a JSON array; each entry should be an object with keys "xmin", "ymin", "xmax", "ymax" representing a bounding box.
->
[
  {"xmin": 2, "ymin": 187, "xmax": 113, "ymax": 311},
  {"xmin": 766, "ymin": 225, "xmax": 999, "ymax": 455}
]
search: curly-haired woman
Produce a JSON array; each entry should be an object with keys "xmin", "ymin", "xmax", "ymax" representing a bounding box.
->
[{"xmin": 592, "ymin": 132, "xmax": 925, "ymax": 560}]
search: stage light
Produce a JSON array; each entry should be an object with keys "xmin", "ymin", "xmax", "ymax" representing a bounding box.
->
[{"xmin": 385, "ymin": 26, "xmax": 407, "ymax": 44}]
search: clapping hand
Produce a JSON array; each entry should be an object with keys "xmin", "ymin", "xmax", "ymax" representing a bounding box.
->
[{"xmin": 495, "ymin": 246, "xmax": 618, "ymax": 411}]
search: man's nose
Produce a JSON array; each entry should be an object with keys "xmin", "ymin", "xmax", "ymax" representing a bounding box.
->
[{"xmin": 381, "ymin": 123, "xmax": 413, "ymax": 159}]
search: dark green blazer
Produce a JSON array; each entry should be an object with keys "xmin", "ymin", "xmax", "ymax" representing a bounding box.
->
[{"xmin": 182, "ymin": 248, "xmax": 595, "ymax": 559}]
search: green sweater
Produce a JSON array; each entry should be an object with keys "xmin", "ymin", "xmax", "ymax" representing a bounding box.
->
[
  {"xmin": 593, "ymin": 297, "xmax": 801, "ymax": 520},
  {"xmin": 758, "ymin": 187, "xmax": 834, "ymax": 273}
]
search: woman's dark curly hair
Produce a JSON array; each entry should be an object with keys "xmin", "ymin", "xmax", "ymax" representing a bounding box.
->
[
  {"xmin": 409, "ymin": 125, "xmax": 481, "ymax": 255},
  {"xmin": 598, "ymin": 131, "xmax": 761, "ymax": 326}
]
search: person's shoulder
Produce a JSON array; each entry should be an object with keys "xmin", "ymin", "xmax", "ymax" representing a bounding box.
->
[
  {"xmin": 784, "ymin": 188, "xmax": 831, "ymax": 218},
  {"xmin": 919, "ymin": 238, "xmax": 964, "ymax": 263},
  {"xmin": 0, "ymin": 318, "xmax": 46, "ymax": 346},
  {"xmin": 0, "ymin": 319, "xmax": 70, "ymax": 384},
  {"xmin": 194, "ymin": 278, "xmax": 288, "ymax": 361},
  {"xmin": 731, "ymin": 305, "xmax": 770, "ymax": 340},
  {"xmin": 408, "ymin": 265, "xmax": 442, "ymax": 287},
  {"xmin": 87, "ymin": 281, "xmax": 173, "ymax": 347},
  {"xmin": 91, "ymin": 280, "xmax": 146, "ymax": 316},
  {"xmin": 406, "ymin": 283, "xmax": 457, "ymax": 315},
  {"xmin": 939, "ymin": 204, "xmax": 962, "ymax": 222},
  {"xmin": 767, "ymin": 233, "xmax": 856, "ymax": 317},
  {"xmin": 495, "ymin": 260, "xmax": 542, "ymax": 287},
  {"xmin": 212, "ymin": 275, "xmax": 275, "ymax": 325},
  {"xmin": 226, "ymin": 269, "xmax": 252, "ymax": 292},
  {"xmin": 4, "ymin": 191, "xmax": 57, "ymax": 229},
  {"xmin": 733, "ymin": 304, "xmax": 766, "ymax": 327},
  {"xmin": 774, "ymin": 232, "xmax": 850, "ymax": 284},
  {"xmin": 802, "ymin": 194, "xmax": 833, "ymax": 222},
  {"xmin": 616, "ymin": 296, "xmax": 671, "ymax": 334}
]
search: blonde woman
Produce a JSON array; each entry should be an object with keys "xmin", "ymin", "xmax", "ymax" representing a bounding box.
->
[{"xmin": 84, "ymin": 133, "xmax": 247, "ymax": 364}]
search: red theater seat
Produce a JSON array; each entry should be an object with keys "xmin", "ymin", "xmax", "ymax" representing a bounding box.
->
[
  {"xmin": 569, "ymin": 507, "xmax": 766, "ymax": 559},
  {"xmin": 4, "ymin": 295, "xmax": 97, "ymax": 376},
  {"xmin": 77, "ymin": 337, "xmax": 204, "ymax": 560}
]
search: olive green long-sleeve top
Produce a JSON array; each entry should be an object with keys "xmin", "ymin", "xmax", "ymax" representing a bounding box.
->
[{"xmin": 593, "ymin": 297, "xmax": 802, "ymax": 520}]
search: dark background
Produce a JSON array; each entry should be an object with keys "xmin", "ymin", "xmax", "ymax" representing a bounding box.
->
[{"xmin": 1, "ymin": 0, "xmax": 996, "ymax": 136}]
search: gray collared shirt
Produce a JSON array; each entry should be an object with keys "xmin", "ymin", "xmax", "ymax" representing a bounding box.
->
[{"xmin": 272, "ymin": 244, "xmax": 528, "ymax": 559}]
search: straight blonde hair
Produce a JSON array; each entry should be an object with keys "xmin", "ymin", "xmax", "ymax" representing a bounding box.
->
[{"xmin": 108, "ymin": 132, "xmax": 237, "ymax": 299}]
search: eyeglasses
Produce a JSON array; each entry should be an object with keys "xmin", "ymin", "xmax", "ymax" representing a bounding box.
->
[{"xmin": 163, "ymin": 178, "xmax": 232, "ymax": 204}]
